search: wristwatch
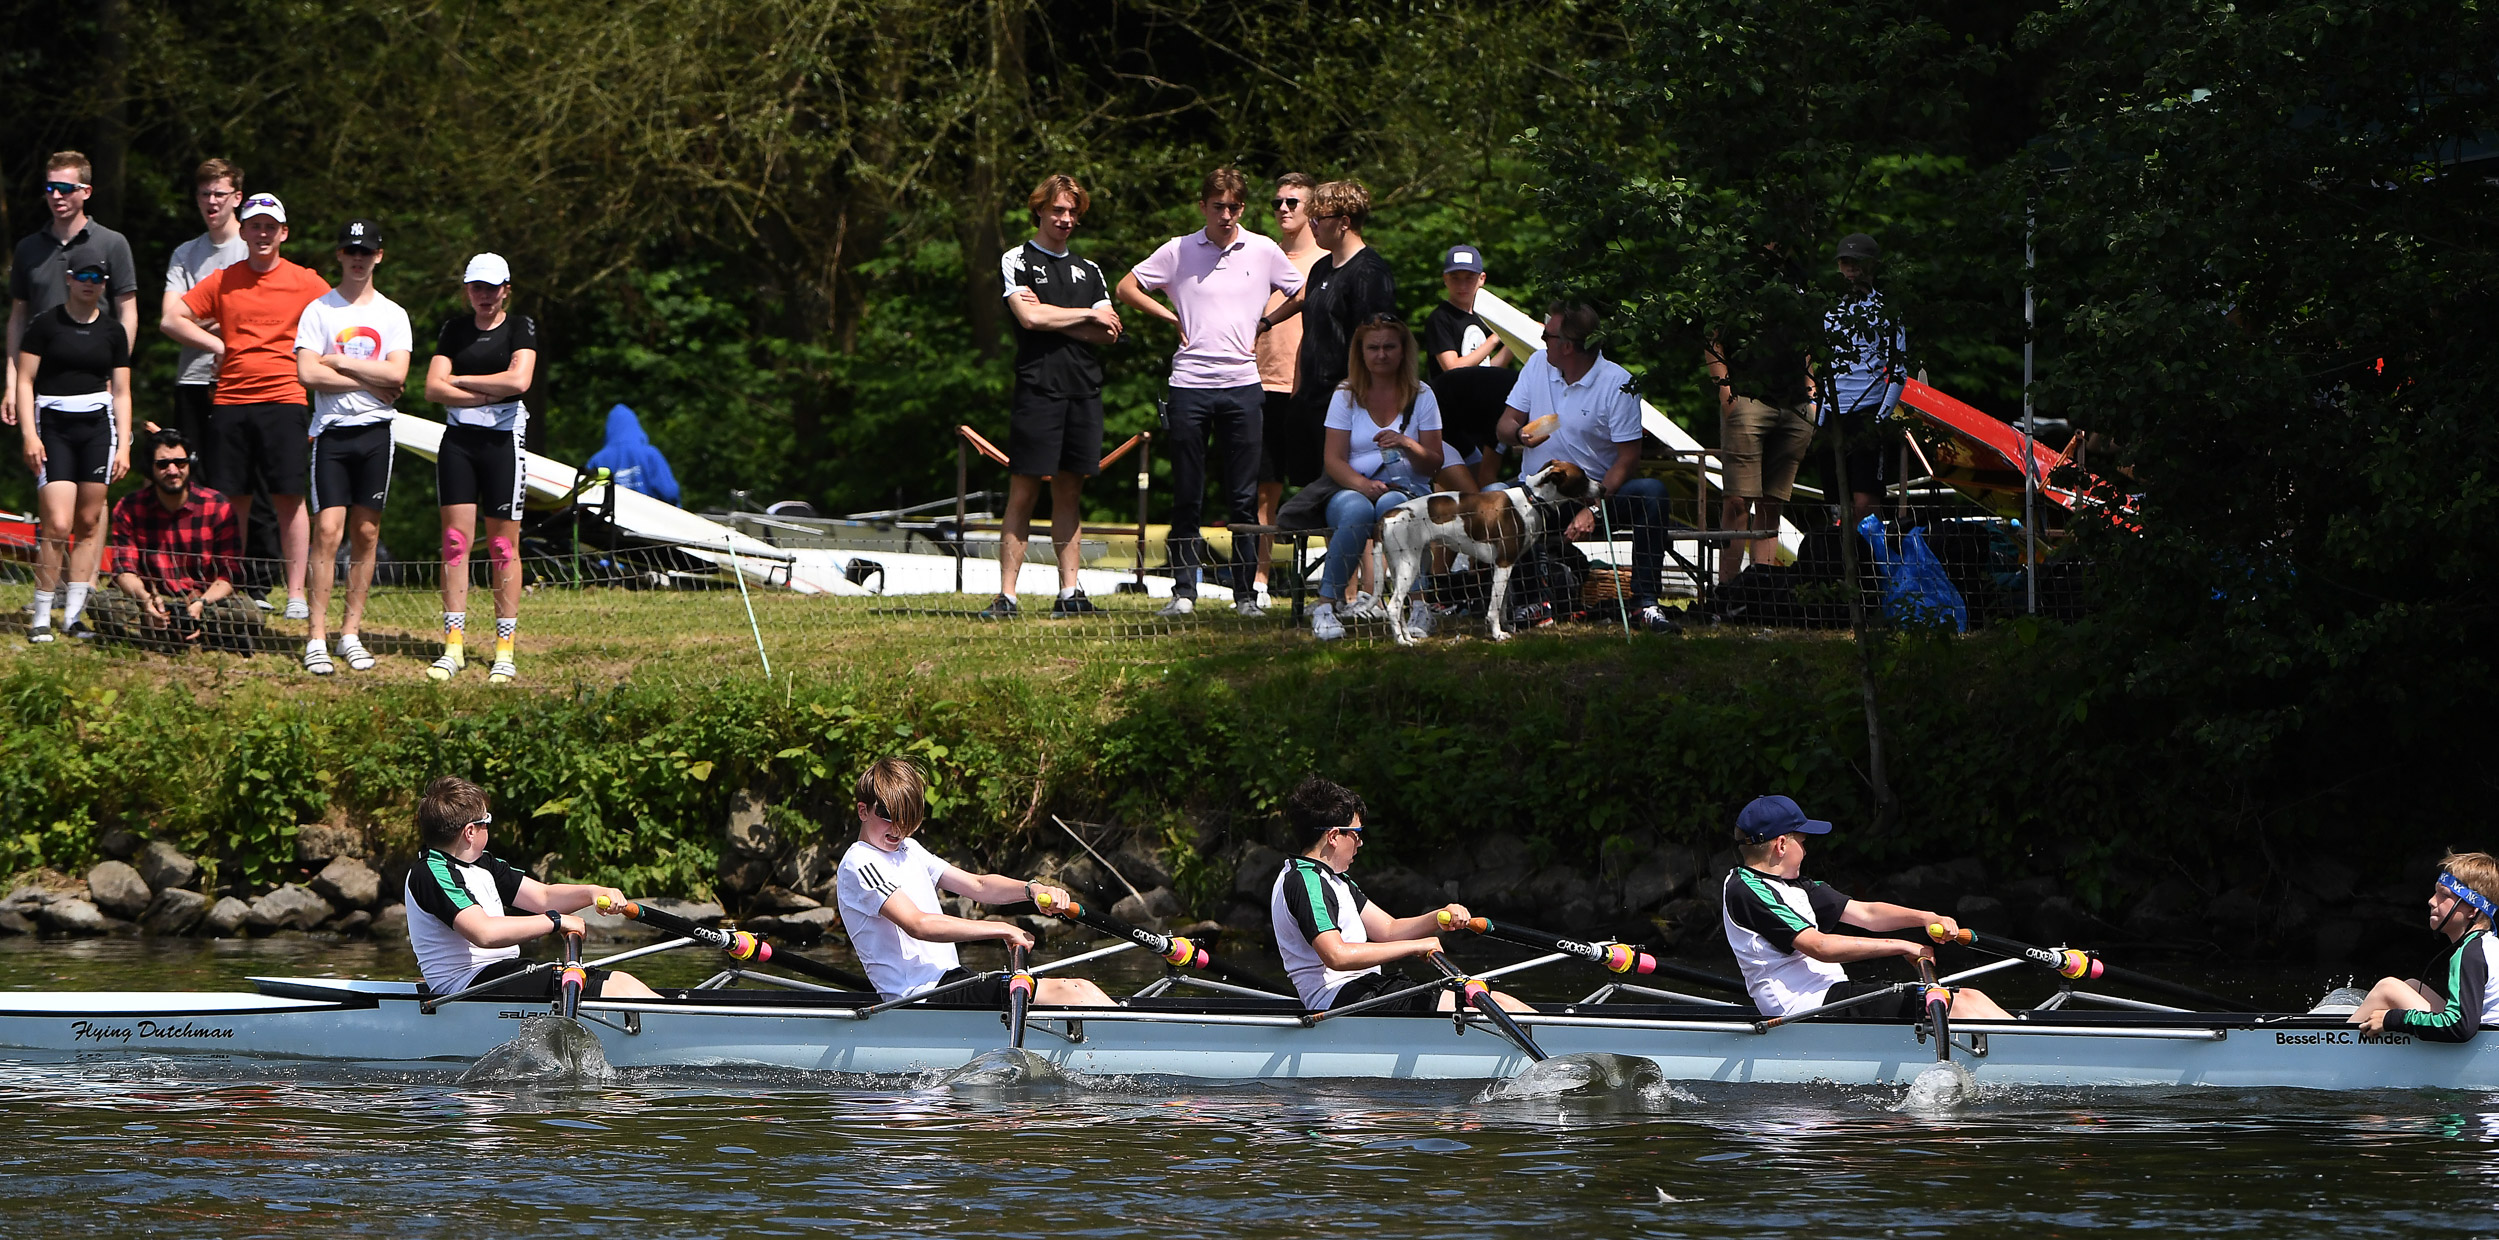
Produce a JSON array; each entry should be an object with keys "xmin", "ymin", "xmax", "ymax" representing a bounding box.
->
[{"xmin": 546, "ymin": 910, "xmax": 566, "ymax": 935}]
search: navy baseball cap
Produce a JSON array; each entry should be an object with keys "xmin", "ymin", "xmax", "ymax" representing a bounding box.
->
[
  {"xmin": 1441, "ymin": 244, "xmax": 1486, "ymax": 274},
  {"xmin": 1735, "ymin": 795, "xmax": 1832, "ymax": 844}
]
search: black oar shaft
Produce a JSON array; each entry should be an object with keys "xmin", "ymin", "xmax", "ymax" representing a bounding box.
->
[
  {"xmin": 601, "ymin": 897, "xmax": 872, "ymax": 991},
  {"xmin": 1930, "ymin": 924, "xmax": 2244, "ymax": 1010},
  {"xmin": 1043, "ymin": 894, "xmax": 1289, "ymax": 995},
  {"xmin": 558, "ymin": 930, "xmax": 588, "ymax": 1022},
  {"xmin": 1007, "ymin": 946, "xmax": 1034, "ymax": 1050},
  {"xmin": 1426, "ymin": 952, "xmax": 1546, "ymax": 1063},
  {"xmin": 1451, "ymin": 914, "xmax": 1747, "ymax": 994},
  {"xmin": 1917, "ymin": 957, "xmax": 1951, "ymax": 1063}
]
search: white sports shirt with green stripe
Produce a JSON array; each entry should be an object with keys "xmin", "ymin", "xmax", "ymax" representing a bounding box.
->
[
  {"xmin": 1271, "ymin": 855, "xmax": 1379, "ymax": 1009},
  {"xmin": 1720, "ymin": 865, "xmax": 1852, "ymax": 1017}
]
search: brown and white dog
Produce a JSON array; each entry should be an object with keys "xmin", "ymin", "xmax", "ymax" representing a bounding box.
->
[{"xmin": 1377, "ymin": 460, "xmax": 1596, "ymax": 644}]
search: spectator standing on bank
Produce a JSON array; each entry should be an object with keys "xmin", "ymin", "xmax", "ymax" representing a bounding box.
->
[
  {"xmin": 12, "ymin": 259, "xmax": 132, "ymax": 642},
  {"xmin": 1250, "ymin": 172, "xmax": 1323, "ymax": 600},
  {"xmin": 1493, "ymin": 301, "xmax": 1678, "ymax": 632},
  {"xmin": 1821, "ymin": 233, "xmax": 1906, "ymax": 522},
  {"xmin": 5, "ymin": 151, "xmax": 139, "ymax": 433},
  {"xmin": 163, "ymin": 191, "xmax": 327, "ymax": 619},
  {"xmin": 1705, "ymin": 248, "xmax": 1817, "ymax": 584},
  {"xmin": 94, "ymin": 429, "xmax": 259, "ymax": 650},
  {"xmin": 583, "ymin": 404, "xmax": 680, "ymax": 506},
  {"xmin": 424, "ymin": 253, "xmax": 537, "ymax": 684},
  {"xmin": 1118, "ymin": 167, "xmax": 1306, "ymax": 618},
  {"xmin": 1422, "ymin": 244, "xmax": 1515, "ymax": 488},
  {"xmin": 984, "ymin": 174, "xmax": 1122, "ymax": 620},
  {"xmin": 160, "ymin": 159, "xmax": 248, "ymax": 460},
  {"xmin": 1263, "ymin": 179, "xmax": 1396, "ymax": 488},
  {"xmin": 293, "ymin": 219, "xmax": 409, "ymax": 676}
]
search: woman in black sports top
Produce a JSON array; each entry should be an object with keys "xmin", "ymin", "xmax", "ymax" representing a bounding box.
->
[
  {"xmin": 10, "ymin": 260, "xmax": 132, "ymax": 642},
  {"xmin": 421, "ymin": 252, "xmax": 538, "ymax": 685}
]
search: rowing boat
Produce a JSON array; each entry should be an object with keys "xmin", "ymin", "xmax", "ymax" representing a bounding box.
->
[{"xmin": 2, "ymin": 976, "xmax": 2489, "ymax": 1089}]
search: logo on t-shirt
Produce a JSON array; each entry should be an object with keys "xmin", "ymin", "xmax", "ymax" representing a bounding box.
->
[{"xmin": 332, "ymin": 325, "xmax": 384, "ymax": 360}]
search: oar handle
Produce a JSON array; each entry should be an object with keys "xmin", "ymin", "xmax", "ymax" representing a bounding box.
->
[{"xmin": 1929, "ymin": 922, "xmax": 2102, "ymax": 980}]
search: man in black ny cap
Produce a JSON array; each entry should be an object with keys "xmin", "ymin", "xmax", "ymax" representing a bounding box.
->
[{"xmin": 1718, "ymin": 794, "xmax": 2009, "ymax": 1020}]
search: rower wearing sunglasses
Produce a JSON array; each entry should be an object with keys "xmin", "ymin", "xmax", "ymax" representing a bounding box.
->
[
  {"xmin": 834, "ymin": 757, "xmax": 1113, "ymax": 1007},
  {"xmin": 403, "ymin": 775, "xmax": 658, "ymax": 1002},
  {"xmin": 2350, "ymin": 852, "xmax": 2499, "ymax": 1041}
]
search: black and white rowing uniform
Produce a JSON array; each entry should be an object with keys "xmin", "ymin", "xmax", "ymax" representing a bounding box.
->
[
  {"xmin": 999, "ymin": 241, "xmax": 1110, "ymax": 476},
  {"xmin": 1722, "ymin": 866, "xmax": 1859, "ymax": 1017},
  {"xmin": 835, "ymin": 838, "xmax": 966, "ymax": 1001},
  {"xmin": 403, "ymin": 847, "xmax": 608, "ymax": 1001},
  {"xmin": 433, "ymin": 312, "xmax": 536, "ymax": 520},
  {"xmin": 17, "ymin": 304, "xmax": 126, "ymax": 487},
  {"xmin": 1270, "ymin": 856, "xmax": 1428, "ymax": 1012},
  {"xmin": 2389, "ymin": 929, "xmax": 2499, "ymax": 1042},
  {"xmin": 296, "ymin": 289, "xmax": 411, "ymax": 513}
]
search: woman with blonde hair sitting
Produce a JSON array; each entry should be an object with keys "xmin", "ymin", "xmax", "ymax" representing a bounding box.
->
[
  {"xmin": 1309, "ymin": 315, "xmax": 1474, "ymax": 641},
  {"xmin": 2352, "ymin": 851, "xmax": 2499, "ymax": 1041}
]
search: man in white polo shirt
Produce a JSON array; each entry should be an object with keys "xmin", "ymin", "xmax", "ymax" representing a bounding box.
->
[
  {"xmin": 1491, "ymin": 300, "xmax": 1677, "ymax": 631},
  {"xmin": 1117, "ymin": 167, "xmax": 1306, "ymax": 618}
]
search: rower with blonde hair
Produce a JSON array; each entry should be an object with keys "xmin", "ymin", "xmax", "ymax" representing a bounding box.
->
[{"xmin": 2352, "ymin": 852, "xmax": 2499, "ymax": 1040}]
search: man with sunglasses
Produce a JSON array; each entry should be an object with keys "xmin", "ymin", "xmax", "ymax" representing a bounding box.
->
[
  {"xmin": 835, "ymin": 757, "xmax": 1112, "ymax": 1008},
  {"xmin": 1271, "ymin": 776, "xmax": 1529, "ymax": 1013},
  {"xmin": 1250, "ymin": 172, "xmax": 1323, "ymax": 602},
  {"xmin": 5, "ymin": 151, "xmax": 138, "ymax": 432},
  {"xmin": 404, "ymin": 775, "xmax": 658, "ymax": 1002},
  {"xmin": 1117, "ymin": 167, "xmax": 1305, "ymax": 617},
  {"xmin": 91, "ymin": 429, "xmax": 261, "ymax": 651},
  {"xmin": 160, "ymin": 159, "xmax": 249, "ymax": 460},
  {"xmin": 1260, "ymin": 180, "xmax": 1396, "ymax": 493}
]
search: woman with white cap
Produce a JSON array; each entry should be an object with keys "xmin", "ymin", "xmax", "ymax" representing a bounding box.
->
[{"xmin": 422, "ymin": 253, "xmax": 536, "ymax": 684}]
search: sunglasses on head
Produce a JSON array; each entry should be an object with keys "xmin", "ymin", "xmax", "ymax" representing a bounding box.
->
[
  {"xmin": 42, "ymin": 181, "xmax": 84, "ymax": 196},
  {"xmin": 1360, "ymin": 312, "xmax": 1403, "ymax": 326}
]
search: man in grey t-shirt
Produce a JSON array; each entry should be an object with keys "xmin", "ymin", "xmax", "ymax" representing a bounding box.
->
[
  {"xmin": 160, "ymin": 158, "xmax": 249, "ymax": 456},
  {"xmin": 4, "ymin": 151, "xmax": 138, "ymax": 431}
]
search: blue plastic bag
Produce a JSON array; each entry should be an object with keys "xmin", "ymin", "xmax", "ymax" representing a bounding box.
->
[{"xmin": 1858, "ymin": 514, "xmax": 1968, "ymax": 632}]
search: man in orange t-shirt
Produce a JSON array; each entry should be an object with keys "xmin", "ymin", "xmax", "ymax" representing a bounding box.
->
[{"xmin": 163, "ymin": 192, "xmax": 328, "ymax": 617}]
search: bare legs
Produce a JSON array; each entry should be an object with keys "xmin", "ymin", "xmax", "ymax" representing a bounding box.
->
[
  {"xmin": 308, "ymin": 504, "xmax": 381, "ymax": 645},
  {"xmin": 1718, "ymin": 493, "xmax": 1784, "ymax": 583},
  {"xmin": 1000, "ymin": 472, "xmax": 1084, "ymax": 596},
  {"xmin": 232, "ymin": 492, "xmax": 312, "ymax": 604}
]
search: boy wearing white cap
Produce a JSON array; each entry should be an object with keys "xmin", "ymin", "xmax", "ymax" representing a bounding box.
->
[
  {"xmin": 163, "ymin": 191, "xmax": 327, "ymax": 619},
  {"xmin": 292, "ymin": 219, "xmax": 410, "ymax": 674},
  {"xmin": 421, "ymin": 253, "xmax": 536, "ymax": 684}
]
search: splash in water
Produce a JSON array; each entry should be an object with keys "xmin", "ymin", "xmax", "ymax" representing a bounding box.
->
[
  {"xmin": 1894, "ymin": 1060, "xmax": 1979, "ymax": 1113},
  {"xmin": 1474, "ymin": 1053, "xmax": 1678, "ymax": 1108},
  {"xmin": 935, "ymin": 1047, "xmax": 1067, "ymax": 1090},
  {"xmin": 460, "ymin": 1015, "xmax": 618, "ymax": 1086}
]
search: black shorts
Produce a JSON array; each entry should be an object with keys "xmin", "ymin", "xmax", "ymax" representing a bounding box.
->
[
  {"xmin": 910, "ymin": 966, "xmax": 1012, "ymax": 1009},
  {"xmin": 172, "ymin": 386, "xmax": 214, "ymax": 466},
  {"xmin": 1256, "ymin": 388, "xmax": 1295, "ymax": 484},
  {"xmin": 34, "ymin": 407, "xmax": 117, "ymax": 487},
  {"xmin": 1821, "ymin": 979, "xmax": 1926, "ymax": 1022},
  {"xmin": 310, "ymin": 421, "xmax": 395, "ymax": 513},
  {"xmin": 1269, "ymin": 388, "xmax": 1330, "ymax": 487},
  {"xmin": 1007, "ymin": 386, "xmax": 1104, "ymax": 477},
  {"xmin": 204, "ymin": 403, "xmax": 311, "ymax": 498},
  {"xmin": 1327, "ymin": 969, "xmax": 1432, "ymax": 1014},
  {"xmin": 457, "ymin": 956, "xmax": 614, "ymax": 1001},
  {"xmin": 437, "ymin": 424, "xmax": 526, "ymax": 520}
]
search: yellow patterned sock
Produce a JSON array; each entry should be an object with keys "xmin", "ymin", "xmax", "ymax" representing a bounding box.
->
[{"xmin": 495, "ymin": 616, "xmax": 516, "ymax": 663}]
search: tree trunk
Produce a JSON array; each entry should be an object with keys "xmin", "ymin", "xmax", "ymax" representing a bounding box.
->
[{"xmin": 89, "ymin": 0, "xmax": 131, "ymax": 225}]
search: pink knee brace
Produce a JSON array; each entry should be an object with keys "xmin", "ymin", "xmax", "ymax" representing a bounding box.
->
[
  {"xmin": 442, "ymin": 527, "xmax": 468, "ymax": 566},
  {"xmin": 488, "ymin": 536, "xmax": 517, "ymax": 570}
]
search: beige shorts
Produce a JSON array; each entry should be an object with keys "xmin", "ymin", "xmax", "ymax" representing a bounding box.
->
[{"xmin": 1721, "ymin": 398, "xmax": 1818, "ymax": 500}]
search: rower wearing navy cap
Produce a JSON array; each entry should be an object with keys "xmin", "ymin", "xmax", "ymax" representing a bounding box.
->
[
  {"xmin": 2351, "ymin": 851, "xmax": 2499, "ymax": 1040},
  {"xmin": 1719, "ymin": 795, "xmax": 2010, "ymax": 1021}
]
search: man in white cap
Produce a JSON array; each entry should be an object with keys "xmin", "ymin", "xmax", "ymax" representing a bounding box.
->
[{"xmin": 164, "ymin": 191, "xmax": 328, "ymax": 619}]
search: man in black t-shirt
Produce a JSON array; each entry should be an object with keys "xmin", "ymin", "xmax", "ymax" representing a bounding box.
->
[
  {"xmin": 1421, "ymin": 244, "xmax": 1515, "ymax": 488},
  {"xmin": 1260, "ymin": 179, "xmax": 1395, "ymax": 487},
  {"xmin": 5, "ymin": 151, "xmax": 139, "ymax": 435},
  {"xmin": 987, "ymin": 174, "xmax": 1123, "ymax": 620}
]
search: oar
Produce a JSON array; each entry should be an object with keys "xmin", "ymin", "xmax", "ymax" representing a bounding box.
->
[
  {"xmin": 1006, "ymin": 945, "xmax": 1035, "ymax": 1050},
  {"xmin": 1438, "ymin": 912, "xmax": 1748, "ymax": 994},
  {"xmin": 557, "ymin": 927, "xmax": 589, "ymax": 1021},
  {"xmin": 1036, "ymin": 892, "xmax": 1291, "ymax": 996},
  {"xmin": 1926, "ymin": 924, "xmax": 2245, "ymax": 1010},
  {"xmin": 1424, "ymin": 950, "xmax": 1547, "ymax": 1063},
  {"xmin": 596, "ymin": 896, "xmax": 873, "ymax": 991},
  {"xmin": 1916, "ymin": 956, "xmax": 1951, "ymax": 1062}
]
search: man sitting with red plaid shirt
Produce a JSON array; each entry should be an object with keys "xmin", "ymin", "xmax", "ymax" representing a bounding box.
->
[{"xmin": 93, "ymin": 428, "xmax": 261, "ymax": 650}]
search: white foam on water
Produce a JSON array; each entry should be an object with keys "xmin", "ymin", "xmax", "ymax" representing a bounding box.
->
[
  {"xmin": 2308, "ymin": 985, "xmax": 2369, "ymax": 1015},
  {"xmin": 933, "ymin": 1047, "xmax": 1070, "ymax": 1091},
  {"xmin": 458, "ymin": 1015, "xmax": 618, "ymax": 1087},
  {"xmin": 1893, "ymin": 1060, "xmax": 1979, "ymax": 1113},
  {"xmin": 1473, "ymin": 1053, "xmax": 1685, "ymax": 1110}
]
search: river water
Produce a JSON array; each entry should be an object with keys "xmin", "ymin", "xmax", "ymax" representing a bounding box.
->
[{"xmin": 5, "ymin": 937, "xmax": 2496, "ymax": 1237}]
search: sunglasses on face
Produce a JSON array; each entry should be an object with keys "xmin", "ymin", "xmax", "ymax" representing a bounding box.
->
[
  {"xmin": 1272, "ymin": 197, "xmax": 1304, "ymax": 209},
  {"xmin": 465, "ymin": 813, "xmax": 493, "ymax": 830},
  {"xmin": 42, "ymin": 181, "xmax": 85, "ymax": 196},
  {"xmin": 152, "ymin": 457, "xmax": 193, "ymax": 470},
  {"xmin": 69, "ymin": 271, "xmax": 107, "ymax": 284},
  {"xmin": 1333, "ymin": 825, "xmax": 1365, "ymax": 837}
]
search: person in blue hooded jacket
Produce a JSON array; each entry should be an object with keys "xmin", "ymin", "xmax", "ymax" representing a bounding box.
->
[{"xmin": 583, "ymin": 403, "xmax": 679, "ymax": 505}]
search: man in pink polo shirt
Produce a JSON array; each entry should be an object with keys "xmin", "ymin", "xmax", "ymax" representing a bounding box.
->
[{"xmin": 1117, "ymin": 167, "xmax": 1305, "ymax": 617}]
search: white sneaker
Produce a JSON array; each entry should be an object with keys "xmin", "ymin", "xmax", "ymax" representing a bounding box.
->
[
  {"xmin": 336, "ymin": 635, "xmax": 375, "ymax": 671},
  {"xmin": 303, "ymin": 643, "xmax": 334, "ymax": 675},
  {"xmin": 1311, "ymin": 602, "xmax": 1345, "ymax": 641},
  {"xmin": 1341, "ymin": 591, "xmax": 1382, "ymax": 621},
  {"xmin": 1157, "ymin": 596, "xmax": 1195, "ymax": 617},
  {"xmin": 1233, "ymin": 598, "xmax": 1267, "ymax": 618},
  {"xmin": 1405, "ymin": 598, "xmax": 1435, "ymax": 640},
  {"xmin": 489, "ymin": 658, "xmax": 518, "ymax": 685},
  {"xmin": 283, "ymin": 596, "xmax": 309, "ymax": 620},
  {"xmin": 427, "ymin": 648, "xmax": 465, "ymax": 681}
]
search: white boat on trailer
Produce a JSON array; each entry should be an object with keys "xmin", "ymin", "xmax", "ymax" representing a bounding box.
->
[{"xmin": 1, "ymin": 974, "xmax": 2486, "ymax": 1090}]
